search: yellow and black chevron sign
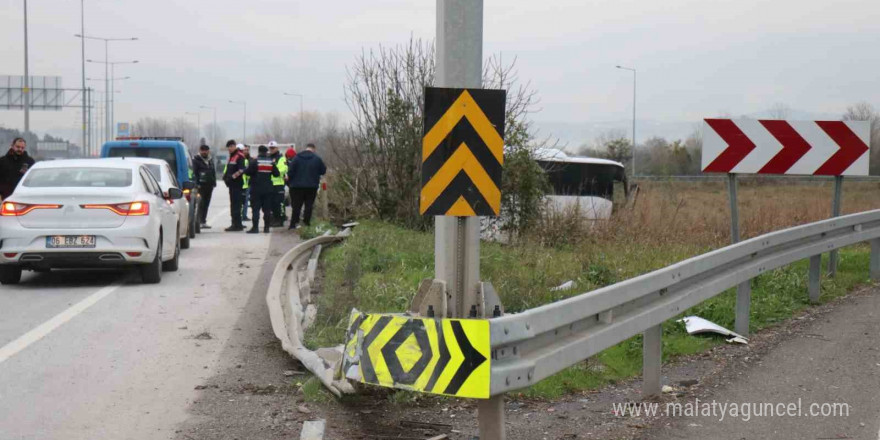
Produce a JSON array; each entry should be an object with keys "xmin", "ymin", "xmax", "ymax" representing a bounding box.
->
[
  {"xmin": 421, "ymin": 87, "xmax": 506, "ymax": 216},
  {"xmin": 342, "ymin": 311, "xmax": 491, "ymax": 399}
]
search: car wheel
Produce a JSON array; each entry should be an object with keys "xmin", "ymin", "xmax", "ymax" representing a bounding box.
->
[
  {"xmin": 162, "ymin": 234, "xmax": 180, "ymax": 272},
  {"xmin": 141, "ymin": 237, "xmax": 162, "ymax": 284},
  {"xmin": 181, "ymin": 234, "xmax": 190, "ymax": 249},
  {"xmin": 0, "ymin": 265, "xmax": 22, "ymax": 285}
]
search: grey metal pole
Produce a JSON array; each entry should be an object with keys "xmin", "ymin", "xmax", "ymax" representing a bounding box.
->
[
  {"xmin": 436, "ymin": 1, "xmax": 501, "ymax": 438},
  {"xmin": 23, "ymin": 0, "xmax": 30, "ymax": 139},
  {"xmin": 808, "ymin": 254, "xmax": 821, "ymax": 304},
  {"xmin": 642, "ymin": 324, "xmax": 662, "ymax": 396},
  {"xmin": 87, "ymin": 87, "xmax": 91, "ymax": 156},
  {"xmin": 110, "ymin": 64, "xmax": 115, "ymax": 139},
  {"xmin": 728, "ymin": 173, "xmax": 751, "ymax": 336},
  {"xmin": 870, "ymin": 238, "xmax": 880, "ymax": 281},
  {"xmin": 104, "ymin": 41, "xmax": 110, "ymax": 143},
  {"xmin": 829, "ymin": 176, "xmax": 843, "ymax": 277},
  {"xmin": 81, "ymin": 0, "xmax": 86, "ymax": 154},
  {"xmin": 632, "ymin": 69, "xmax": 636, "ymax": 176}
]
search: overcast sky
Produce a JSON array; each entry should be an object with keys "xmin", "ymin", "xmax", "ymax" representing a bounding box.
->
[{"xmin": 1, "ymin": 0, "xmax": 879, "ymax": 145}]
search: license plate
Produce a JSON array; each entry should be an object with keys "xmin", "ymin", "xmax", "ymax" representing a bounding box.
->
[{"xmin": 46, "ymin": 235, "xmax": 96, "ymax": 248}]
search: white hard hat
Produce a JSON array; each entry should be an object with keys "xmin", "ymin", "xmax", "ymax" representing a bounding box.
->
[
  {"xmin": 236, "ymin": 143, "xmax": 245, "ymax": 150},
  {"xmin": 268, "ymin": 141, "xmax": 278, "ymax": 148}
]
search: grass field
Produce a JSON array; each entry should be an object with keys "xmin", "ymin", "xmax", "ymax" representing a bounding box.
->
[{"xmin": 305, "ymin": 180, "xmax": 880, "ymax": 399}]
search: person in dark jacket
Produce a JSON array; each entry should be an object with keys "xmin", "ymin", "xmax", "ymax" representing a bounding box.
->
[
  {"xmin": 244, "ymin": 145, "xmax": 279, "ymax": 233},
  {"xmin": 287, "ymin": 143, "xmax": 326, "ymax": 229},
  {"xmin": 222, "ymin": 140, "xmax": 247, "ymax": 231},
  {"xmin": 192, "ymin": 144, "xmax": 217, "ymax": 228},
  {"xmin": 0, "ymin": 137, "xmax": 35, "ymax": 200}
]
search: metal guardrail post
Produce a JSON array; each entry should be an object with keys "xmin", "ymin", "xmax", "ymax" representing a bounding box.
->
[
  {"xmin": 871, "ymin": 239, "xmax": 880, "ymax": 281},
  {"xmin": 642, "ymin": 325, "xmax": 662, "ymax": 397},
  {"xmin": 728, "ymin": 173, "xmax": 751, "ymax": 336},
  {"xmin": 809, "ymin": 254, "xmax": 821, "ymax": 304},
  {"xmin": 829, "ymin": 175, "xmax": 844, "ymax": 277}
]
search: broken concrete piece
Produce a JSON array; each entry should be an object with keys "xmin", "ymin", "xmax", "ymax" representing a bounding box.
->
[{"xmin": 677, "ymin": 316, "xmax": 748, "ymax": 344}]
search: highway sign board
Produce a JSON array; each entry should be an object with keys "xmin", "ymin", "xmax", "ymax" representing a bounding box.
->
[
  {"xmin": 0, "ymin": 75, "xmax": 64, "ymax": 111},
  {"xmin": 702, "ymin": 119, "xmax": 870, "ymax": 176},
  {"xmin": 420, "ymin": 87, "xmax": 506, "ymax": 216},
  {"xmin": 117, "ymin": 122, "xmax": 130, "ymax": 137}
]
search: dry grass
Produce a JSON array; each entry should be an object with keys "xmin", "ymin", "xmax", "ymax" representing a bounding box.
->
[{"xmin": 590, "ymin": 180, "xmax": 880, "ymax": 249}]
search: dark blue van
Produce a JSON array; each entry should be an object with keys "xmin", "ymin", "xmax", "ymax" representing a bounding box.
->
[{"xmin": 101, "ymin": 137, "xmax": 201, "ymax": 237}]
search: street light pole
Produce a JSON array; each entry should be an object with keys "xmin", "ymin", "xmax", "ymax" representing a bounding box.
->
[
  {"xmin": 23, "ymin": 0, "xmax": 29, "ymax": 140},
  {"xmin": 185, "ymin": 111, "xmax": 200, "ymax": 146},
  {"xmin": 228, "ymin": 100, "xmax": 246, "ymax": 143},
  {"xmin": 283, "ymin": 92, "xmax": 304, "ymax": 146},
  {"xmin": 80, "ymin": 0, "xmax": 87, "ymax": 155},
  {"xmin": 616, "ymin": 65, "xmax": 637, "ymax": 176},
  {"xmin": 200, "ymin": 105, "xmax": 217, "ymax": 147},
  {"xmin": 87, "ymin": 75, "xmax": 130, "ymax": 142},
  {"xmin": 76, "ymin": 34, "xmax": 137, "ymax": 145}
]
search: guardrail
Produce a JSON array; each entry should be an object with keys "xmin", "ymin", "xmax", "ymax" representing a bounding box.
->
[
  {"xmin": 266, "ymin": 229, "xmax": 354, "ymax": 397},
  {"xmin": 487, "ymin": 208, "xmax": 880, "ymax": 396}
]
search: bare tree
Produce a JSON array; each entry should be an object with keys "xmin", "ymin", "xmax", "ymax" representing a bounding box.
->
[
  {"xmin": 767, "ymin": 102, "xmax": 792, "ymax": 119},
  {"xmin": 335, "ymin": 38, "xmax": 551, "ymax": 231}
]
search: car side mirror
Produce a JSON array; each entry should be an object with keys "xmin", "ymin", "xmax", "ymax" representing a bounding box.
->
[
  {"xmin": 167, "ymin": 188, "xmax": 184, "ymax": 200},
  {"xmin": 182, "ymin": 181, "xmax": 195, "ymax": 190}
]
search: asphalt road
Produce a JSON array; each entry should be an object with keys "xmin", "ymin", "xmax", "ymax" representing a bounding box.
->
[
  {"xmin": 643, "ymin": 287, "xmax": 880, "ymax": 440},
  {"xmin": 0, "ymin": 187, "xmax": 277, "ymax": 440}
]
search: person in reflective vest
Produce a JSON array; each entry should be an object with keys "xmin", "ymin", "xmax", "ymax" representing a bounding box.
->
[
  {"xmin": 268, "ymin": 141, "xmax": 288, "ymax": 226},
  {"xmin": 244, "ymin": 145, "xmax": 279, "ymax": 233},
  {"xmin": 240, "ymin": 145, "xmax": 252, "ymax": 222}
]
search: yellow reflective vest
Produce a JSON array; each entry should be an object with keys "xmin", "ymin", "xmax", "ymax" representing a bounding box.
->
[{"xmin": 272, "ymin": 155, "xmax": 287, "ymax": 186}]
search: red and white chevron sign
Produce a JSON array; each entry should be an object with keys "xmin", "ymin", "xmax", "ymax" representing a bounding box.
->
[{"xmin": 701, "ymin": 119, "xmax": 871, "ymax": 176}]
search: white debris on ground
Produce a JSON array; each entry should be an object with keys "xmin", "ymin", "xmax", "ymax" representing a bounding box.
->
[
  {"xmin": 550, "ymin": 280, "xmax": 576, "ymax": 292},
  {"xmin": 677, "ymin": 316, "xmax": 749, "ymax": 344}
]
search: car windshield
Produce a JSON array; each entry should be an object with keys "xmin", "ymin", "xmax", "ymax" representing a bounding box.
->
[
  {"xmin": 107, "ymin": 147, "xmax": 177, "ymax": 174},
  {"xmin": 22, "ymin": 167, "xmax": 132, "ymax": 188}
]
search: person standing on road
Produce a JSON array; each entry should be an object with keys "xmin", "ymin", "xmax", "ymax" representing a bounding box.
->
[
  {"xmin": 244, "ymin": 145, "xmax": 279, "ymax": 233},
  {"xmin": 240, "ymin": 144, "xmax": 252, "ymax": 222},
  {"xmin": 268, "ymin": 141, "xmax": 288, "ymax": 226},
  {"xmin": 192, "ymin": 144, "xmax": 217, "ymax": 229},
  {"xmin": 0, "ymin": 137, "xmax": 35, "ymax": 201},
  {"xmin": 222, "ymin": 140, "xmax": 247, "ymax": 231},
  {"xmin": 287, "ymin": 143, "xmax": 326, "ymax": 229}
]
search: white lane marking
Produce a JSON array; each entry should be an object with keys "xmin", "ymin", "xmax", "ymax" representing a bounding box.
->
[{"xmin": 0, "ymin": 282, "xmax": 123, "ymax": 366}]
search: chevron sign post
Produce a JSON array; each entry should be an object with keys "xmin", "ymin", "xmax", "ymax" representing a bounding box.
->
[
  {"xmin": 702, "ymin": 119, "xmax": 870, "ymax": 176},
  {"xmin": 421, "ymin": 87, "xmax": 506, "ymax": 216}
]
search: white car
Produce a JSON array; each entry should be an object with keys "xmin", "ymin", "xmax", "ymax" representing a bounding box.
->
[
  {"xmin": 126, "ymin": 157, "xmax": 191, "ymax": 250},
  {"xmin": 0, "ymin": 158, "xmax": 183, "ymax": 284}
]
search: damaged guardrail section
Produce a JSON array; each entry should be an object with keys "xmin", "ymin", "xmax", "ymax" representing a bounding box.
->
[
  {"xmin": 487, "ymin": 209, "xmax": 880, "ymax": 396},
  {"xmin": 266, "ymin": 228, "xmax": 355, "ymax": 397}
]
